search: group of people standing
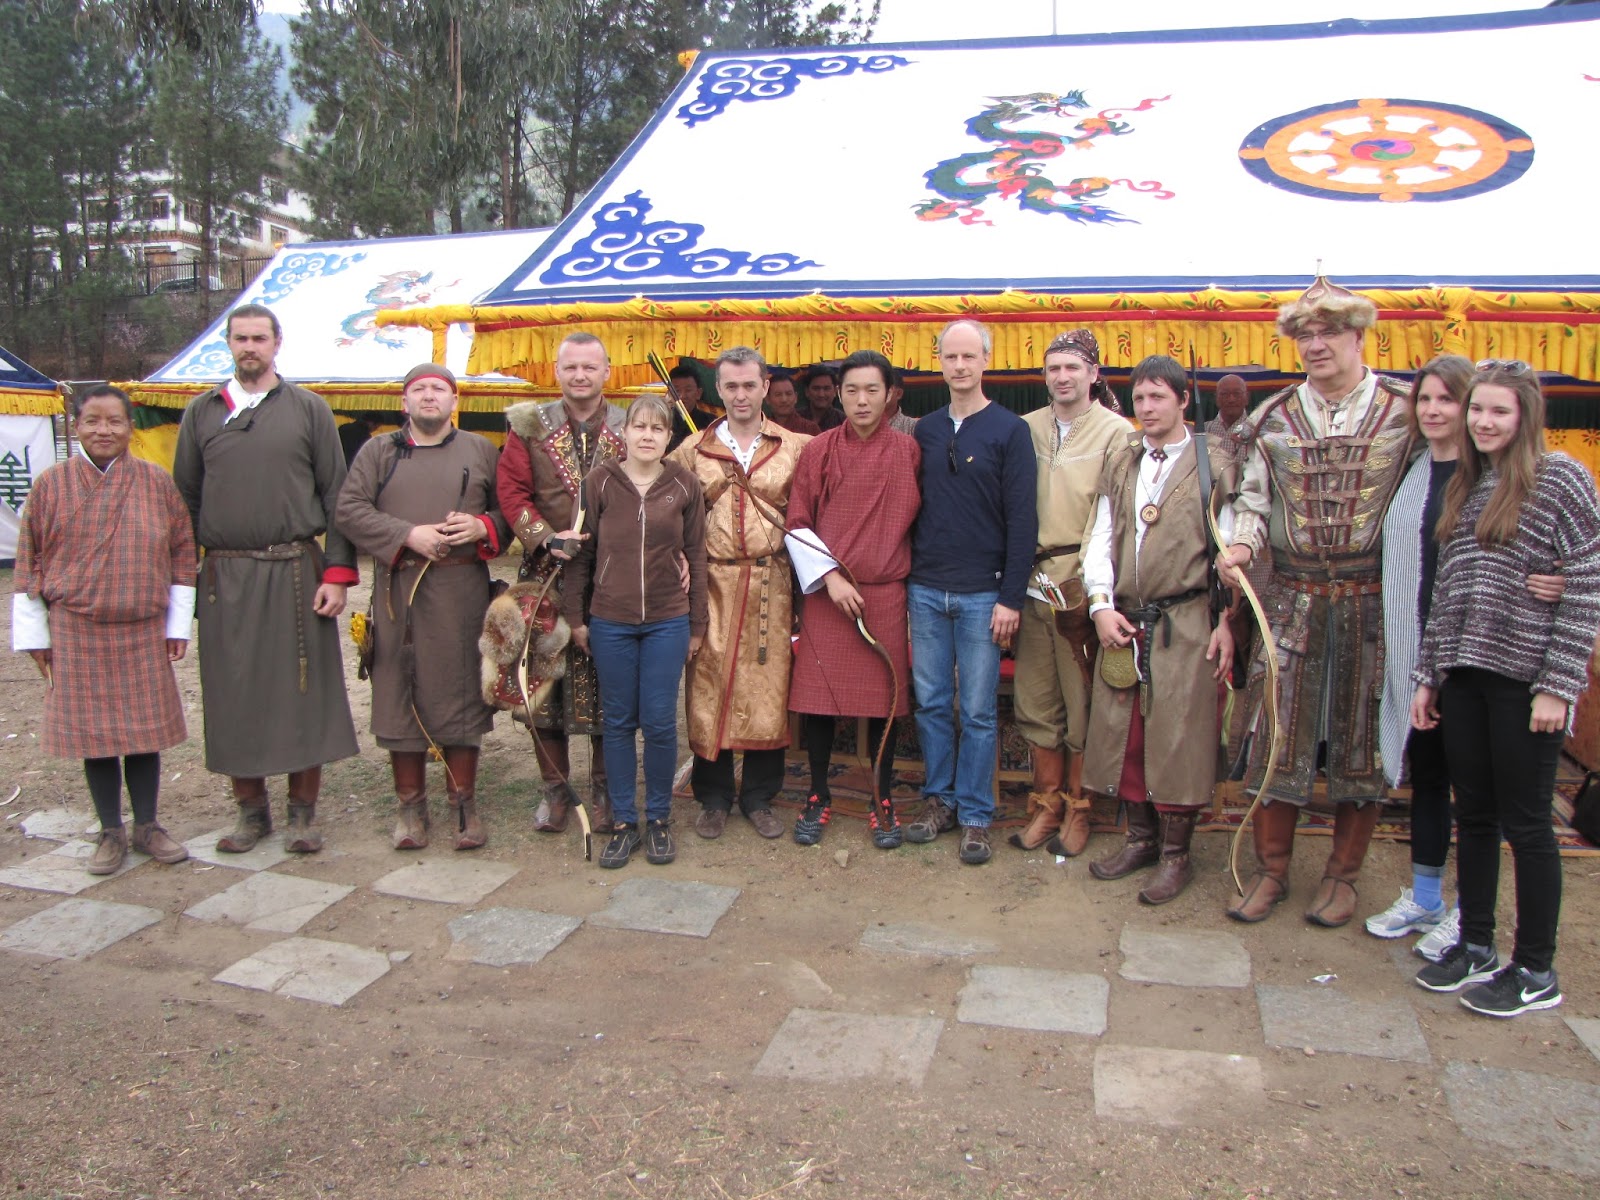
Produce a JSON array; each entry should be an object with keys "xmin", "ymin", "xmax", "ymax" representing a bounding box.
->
[{"xmin": 12, "ymin": 278, "xmax": 1600, "ymax": 1020}]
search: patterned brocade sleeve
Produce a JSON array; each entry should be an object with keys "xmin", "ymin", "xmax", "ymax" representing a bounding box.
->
[{"xmin": 1536, "ymin": 458, "xmax": 1600, "ymax": 705}]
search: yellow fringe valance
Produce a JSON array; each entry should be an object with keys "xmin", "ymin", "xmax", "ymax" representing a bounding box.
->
[
  {"xmin": 374, "ymin": 287, "xmax": 1600, "ymax": 384},
  {"xmin": 0, "ymin": 387, "xmax": 64, "ymax": 416},
  {"xmin": 119, "ymin": 380, "xmax": 546, "ymax": 415}
]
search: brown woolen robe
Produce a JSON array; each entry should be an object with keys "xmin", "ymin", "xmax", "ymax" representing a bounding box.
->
[
  {"xmin": 173, "ymin": 380, "xmax": 359, "ymax": 777},
  {"xmin": 14, "ymin": 454, "xmax": 195, "ymax": 759},
  {"xmin": 337, "ymin": 429, "xmax": 510, "ymax": 751},
  {"xmin": 668, "ymin": 419, "xmax": 810, "ymax": 757},
  {"xmin": 1083, "ymin": 433, "xmax": 1237, "ymax": 808}
]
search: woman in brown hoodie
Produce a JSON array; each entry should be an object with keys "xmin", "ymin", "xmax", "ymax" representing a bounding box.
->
[{"xmin": 561, "ymin": 395, "xmax": 708, "ymax": 868}]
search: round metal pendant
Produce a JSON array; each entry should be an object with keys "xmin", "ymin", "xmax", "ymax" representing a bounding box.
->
[{"xmin": 1140, "ymin": 502, "xmax": 1162, "ymax": 525}]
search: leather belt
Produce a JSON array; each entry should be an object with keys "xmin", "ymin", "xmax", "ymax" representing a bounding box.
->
[
  {"xmin": 205, "ymin": 539, "xmax": 317, "ymax": 561},
  {"xmin": 1120, "ymin": 587, "xmax": 1208, "ymax": 714},
  {"xmin": 395, "ymin": 554, "xmax": 481, "ymax": 571},
  {"xmin": 1034, "ymin": 543, "xmax": 1081, "ymax": 564},
  {"xmin": 709, "ymin": 553, "xmax": 788, "ymax": 566},
  {"xmin": 1279, "ymin": 576, "xmax": 1382, "ymax": 600}
]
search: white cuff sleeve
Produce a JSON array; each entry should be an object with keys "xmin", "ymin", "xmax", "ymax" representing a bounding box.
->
[
  {"xmin": 11, "ymin": 592, "xmax": 50, "ymax": 651},
  {"xmin": 785, "ymin": 530, "xmax": 837, "ymax": 594},
  {"xmin": 1081, "ymin": 496, "xmax": 1116, "ymax": 614},
  {"xmin": 166, "ymin": 584, "xmax": 196, "ymax": 640}
]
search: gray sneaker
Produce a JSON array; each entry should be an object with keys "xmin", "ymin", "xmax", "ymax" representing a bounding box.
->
[
  {"xmin": 1415, "ymin": 941, "xmax": 1499, "ymax": 993},
  {"xmin": 904, "ymin": 798, "xmax": 957, "ymax": 844}
]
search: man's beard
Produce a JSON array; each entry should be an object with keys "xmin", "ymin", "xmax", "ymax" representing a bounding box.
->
[
  {"xmin": 235, "ymin": 358, "xmax": 270, "ymax": 386},
  {"xmin": 411, "ymin": 414, "xmax": 449, "ymax": 437}
]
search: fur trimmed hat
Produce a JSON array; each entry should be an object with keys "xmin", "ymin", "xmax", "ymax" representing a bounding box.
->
[
  {"xmin": 1276, "ymin": 276, "xmax": 1377, "ymax": 337},
  {"xmin": 402, "ymin": 362, "xmax": 457, "ymax": 391}
]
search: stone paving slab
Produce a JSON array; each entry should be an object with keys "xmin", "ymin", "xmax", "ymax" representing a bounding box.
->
[
  {"xmin": 1093, "ymin": 1045, "xmax": 1265, "ymax": 1126},
  {"xmin": 1256, "ymin": 984, "xmax": 1430, "ymax": 1063},
  {"xmin": 1118, "ymin": 927, "xmax": 1251, "ymax": 989},
  {"xmin": 956, "ymin": 966, "xmax": 1108, "ymax": 1036},
  {"xmin": 19, "ymin": 808, "xmax": 96, "ymax": 842},
  {"xmin": 0, "ymin": 898, "xmax": 162, "ymax": 960},
  {"xmin": 1565, "ymin": 1016, "xmax": 1600, "ymax": 1064},
  {"xmin": 754, "ymin": 1009, "xmax": 943, "ymax": 1086},
  {"xmin": 859, "ymin": 922, "xmax": 999, "ymax": 959},
  {"xmin": 446, "ymin": 907, "xmax": 582, "ymax": 967},
  {"xmin": 0, "ymin": 839, "xmax": 148, "ymax": 895},
  {"xmin": 213, "ymin": 937, "xmax": 394, "ymax": 1006},
  {"xmin": 184, "ymin": 829, "xmax": 291, "ymax": 872},
  {"xmin": 1443, "ymin": 1061, "xmax": 1600, "ymax": 1178},
  {"xmin": 587, "ymin": 878, "xmax": 740, "ymax": 938},
  {"xmin": 371, "ymin": 859, "xmax": 518, "ymax": 905},
  {"xmin": 184, "ymin": 872, "xmax": 354, "ymax": 933}
]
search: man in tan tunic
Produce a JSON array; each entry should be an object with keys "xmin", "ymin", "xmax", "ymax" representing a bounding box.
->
[
  {"xmin": 1010, "ymin": 329, "xmax": 1130, "ymax": 855},
  {"xmin": 1082, "ymin": 356, "xmax": 1235, "ymax": 904},
  {"xmin": 670, "ymin": 347, "xmax": 810, "ymax": 839},
  {"xmin": 496, "ymin": 332, "xmax": 626, "ymax": 834}
]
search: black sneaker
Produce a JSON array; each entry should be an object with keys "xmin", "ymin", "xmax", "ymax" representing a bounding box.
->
[
  {"xmin": 904, "ymin": 798, "xmax": 957, "ymax": 844},
  {"xmin": 1460, "ymin": 964, "xmax": 1563, "ymax": 1018},
  {"xmin": 598, "ymin": 828, "xmax": 641, "ymax": 869},
  {"xmin": 870, "ymin": 797, "xmax": 903, "ymax": 849},
  {"xmin": 1415, "ymin": 941, "xmax": 1499, "ymax": 993},
  {"xmin": 645, "ymin": 819, "xmax": 676, "ymax": 865},
  {"xmin": 794, "ymin": 795, "xmax": 831, "ymax": 846}
]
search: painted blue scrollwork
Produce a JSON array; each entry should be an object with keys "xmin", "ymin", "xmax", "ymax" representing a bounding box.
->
[
  {"xmin": 538, "ymin": 191, "xmax": 818, "ymax": 284},
  {"xmin": 258, "ymin": 250, "xmax": 367, "ymax": 303},
  {"xmin": 171, "ymin": 342, "xmax": 238, "ymax": 380},
  {"xmin": 677, "ymin": 53, "xmax": 911, "ymax": 127}
]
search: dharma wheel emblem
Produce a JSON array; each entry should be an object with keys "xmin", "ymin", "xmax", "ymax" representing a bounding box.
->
[{"xmin": 1239, "ymin": 98, "xmax": 1534, "ymax": 202}]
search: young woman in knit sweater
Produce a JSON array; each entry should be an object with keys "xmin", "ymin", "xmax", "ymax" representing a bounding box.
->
[{"xmin": 1410, "ymin": 362, "xmax": 1600, "ymax": 1017}]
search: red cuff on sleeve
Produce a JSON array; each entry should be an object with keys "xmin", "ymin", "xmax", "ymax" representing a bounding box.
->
[
  {"xmin": 476, "ymin": 515, "xmax": 500, "ymax": 560},
  {"xmin": 322, "ymin": 565, "xmax": 359, "ymax": 586}
]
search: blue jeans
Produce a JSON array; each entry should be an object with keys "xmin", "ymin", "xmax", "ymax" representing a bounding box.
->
[
  {"xmin": 908, "ymin": 583, "xmax": 1002, "ymax": 827},
  {"xmin": 588, "ymin": 615, "xmax": 689, "ymax": 825}
]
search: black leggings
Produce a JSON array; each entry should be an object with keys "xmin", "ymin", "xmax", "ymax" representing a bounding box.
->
[
  {"xmin": 1404, "ymin": 724, "xmax": 1453, "ymax": 870},
  {"xmin": 83, "ymin": 753, "xmax": 161, "ymax": 828},
  {"xmin": 803, "ymin": 714, "xmax": 894, "ymax": 802}
]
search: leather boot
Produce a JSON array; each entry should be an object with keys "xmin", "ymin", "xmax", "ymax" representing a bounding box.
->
[
  {"xmin": 1045, "ymin": 751, "xmax": 1091, "ymax": 857},
  {"xmin": 587, "ymin": 735, "xmax": 613, "ymax": 833},
  {"xmin": 1138, "ymin": 809, "xmax": 1199, "ymax": 905},
  {"xmin": 444, "ymin": 746, "xmax": 486, "ymax": 851},
  {"xmin": 217, "ymin": 777, "xmax": 271, "ymax": 853},
  {"xmin": 390, "ymin": 751, "xmax": 430, "ymax": 851},
  {"xmin": 1009, "ymin": 744, "xmax": 1066, "ymax": 850},
  {"xmin": 1089, "ymin": 801, "xmax": 1160, "ymax": 879},
  {"xmin": 284, "ymin": 766, "xmax": 324, "ymax": 854},
  {"xmin": 1305, "ymin": 801, "xmax": 1383, "ymax": 928},
  {"xmin": 1227, "ymin": 799, "xmax": 1299, "ymax": 922},
  {"xmin": 532, "ymin": 729, "xmax": 573, "ymax": 832}
]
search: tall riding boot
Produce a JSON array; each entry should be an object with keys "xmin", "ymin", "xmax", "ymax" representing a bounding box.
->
[
  {"xmin": 390, "ymin": 751, "xmax": 430, "ymax": 850},
  {"xmin": 1045, "ymin": 751, "xmax": 1092, "ymax": 857},
  {"xmin": 1089, "ymin": 801, "xmax": 1160, "ymax": 879},
  {"xmin": 1226, "ymin": 800, "xmax": 1299, "ymax": 922},
  {"xmin": 587, "ymin": 734, "xmax": 614, "ymax": 834},
  {"xmin": 217, "ymin": 776, "xmax": 272, "ymax": 853},
  {"xmin": 284, "ymin": 766, "xmax": 324, "ymax": 854},
  {"xmin": 444, "ymin": 746, "xmax": 486, "ymax": 851},
  {"xmin": 1010, "ymin": 744, "xmax": 1066, "ymax": 850},
  {"xmin": 1305, "ymin": 801, "xmax": 1383, "ymax": 928},
  {"xmin": 1138, "ymin": 809, "xmax": 1200, "ymax": 905},
  {"xmin": 532, "ymin": 729, "xmax": 575, "ymax": 832}
]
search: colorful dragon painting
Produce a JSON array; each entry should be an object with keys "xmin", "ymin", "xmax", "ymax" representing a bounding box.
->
[
  {"xmin": 916, "ymin": 91, "xmax": 1173, "ymax": 227},
  {"xmin": 335, "ymin": 269, "xmax": 460, "ymax": 349}
]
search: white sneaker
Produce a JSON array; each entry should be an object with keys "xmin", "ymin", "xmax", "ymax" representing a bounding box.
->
[
  {"xmin": 1365, "ymin": 888, "xmax": 1447, "ymax": 939},
  {"xmin": 1413, "ymin": 905, "xmax": 1461, "ymax": 962}
]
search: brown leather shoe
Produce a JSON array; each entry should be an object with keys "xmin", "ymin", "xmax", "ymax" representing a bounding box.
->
[
  {"xmin": 1046, "ymin": 794, "xmax": 1093, "ymax": 857},
  {"xmin": 390, "ymin": 751, "xmax": 430, "ymax": 850},
  {"xmin": 130, "ymin": 822, "xmax": 189, "ymax": 864},
  {"xmin": 534, "ymin": 783, "xmax": 575, "ymax": 833},
  {"xmin": 695, "ymin": 806, "xmax": 728, "ymax": 839},
  {"xmin": 284, "ymin": 767, "xmax": 324, "ymax": 853},
  {"xmin": 443, "ymin": 747, "xmax": 485, "ymax": 851},
  {"xmin": 904, "ymin": 797, "xmax": 957, "ymax": 843},
  {"xmin": 87, "ymin": 826, "xmax": 127, "ymax": 875},
  {"xmin": 747, "ymin": 807, "xmax": 784, "ymax": 839},
  {"xmin": 1138, "ymin": 809, "xmax": 1198, "ymax": 905},
  {"xmin": 217, "ymin": 777, "xmax": 271, "ymax": 853},
  {"xmin": 959, "ymin": 825, "xmax": 992, "ymax": 865},
  {"xmin": 1089, "ymin": 801, "xmax": 1160, "ymax": 880},
  {"xmin": 587, "ymin": 785, "xmax": 616, "ymax": 835},
  {"xmin": 1305, "ymin": 802, "xmax": 1382, "ymax": 927},
  {"xmin": 1010, "ymin": 745, "xmax": 1066, "ymax": 850},
  {"xmin": 1226, "ymin": 799, "xmax": 1300, "ymax": 923}
]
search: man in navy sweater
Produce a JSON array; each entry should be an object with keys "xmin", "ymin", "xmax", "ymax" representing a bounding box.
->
[{"xmin": 904, "ymin": 319, "xmax": 1039, "ymax": 864}]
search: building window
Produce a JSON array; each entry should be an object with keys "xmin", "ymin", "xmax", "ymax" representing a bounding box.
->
[
  {"xmin": 139, "ymin": 195, "xmax": 171, "ymax": 222},
  {"xmin": 269, "ymin": 225, "xmax": 289, "ymax": 245},
  {"xmin": 266, "ymin": 177, "xmax": 289, "ymax": 206}
]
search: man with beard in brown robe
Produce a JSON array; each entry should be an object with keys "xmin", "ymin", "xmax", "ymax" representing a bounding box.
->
[
  {"xmin": 496, "ymin": 331, "xmax": 626, "ymax": 834},
  {"xmin": 337, "ymin": 364, "xmax": 509, "ymax": 851},
  {"xmin": 173, "ymin": 304, "xmax": 359, "ymax": 855},
  {"xmin": 669, "ymin": 346, "xmax": 810, "ymax": 840}
]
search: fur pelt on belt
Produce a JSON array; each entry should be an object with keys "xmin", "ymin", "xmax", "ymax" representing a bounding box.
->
[{"xmin": 479, "ymin": 582, "xmax": 570, "ymax": 723}]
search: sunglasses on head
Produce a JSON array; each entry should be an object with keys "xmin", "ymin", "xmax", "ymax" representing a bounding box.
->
[{"xmin": 1475, "ymin": 358, "xmax": 1534, "ymax": 376}]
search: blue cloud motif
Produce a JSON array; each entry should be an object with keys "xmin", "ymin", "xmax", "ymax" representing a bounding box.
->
[
  {"xmin": 678, "ymin": 54, "xmax": 911, "ymax": 127},
  {"xmin": 538, "ymin": 191, "xmax": 818, "ymax": 284},
  {"xmin": 259, "ymin": 250, "xmax": 367, "ymax": 303},
  {"xmin": 171, "ymin": 342, "xmax": 237, "ymax": 380}
]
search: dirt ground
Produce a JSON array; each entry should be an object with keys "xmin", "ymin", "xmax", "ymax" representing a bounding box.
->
[{"xmin": 1, "ymin": 565, "xmax": 1597, "ymax": 1200}]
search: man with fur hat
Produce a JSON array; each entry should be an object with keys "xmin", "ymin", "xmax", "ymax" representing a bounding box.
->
[
  {"xmin": 495, "ymin": 332, "xmax": 627, "ymax": 834},
  {"xmin": 337, "ymin": 363, "xmax": 510, "ymax": 851},
  {"xmin": 1009, "ymin": 329, "xmax": 1131, "ymax": 856},
  {"xmin": 1217, "ymin": 278, "xmax": 1416, "ymax": 926}
]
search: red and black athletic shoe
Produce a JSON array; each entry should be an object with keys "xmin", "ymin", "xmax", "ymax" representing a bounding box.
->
[
  {"xmin": 794, "ymin": 795, "xmax": 831, "ymax": 846},
  {"xmin": 870, "ymin": 797, "xmax": 903, "ymax": 850}
]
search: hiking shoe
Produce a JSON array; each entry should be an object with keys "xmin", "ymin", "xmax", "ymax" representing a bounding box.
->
[
  {"xmin": 87, "ymin": 827, "xmax": 128, "ymax": 876},
  {"xmin": 1415, "ymin": 941, "xmax": 1499, "ymax": 993},
  {"xmin": 1460, "ymin": 964, "xmax": 1563, "ymax": 1018},
  {"xmin": 695, "ymin": 807, "xmax": 728, "ymax": 840},
  {"xmin": 958, "ymin": 826, "xmax": 992, "ymax": 865},
  {"xmin": 904, "ymin": 798, "xmax": 957, "ymax": 844},
  {"xmin": 870, "ymin": 798, "xmax": 903, "ymax": 849},
  {"xmin": 1365, "ymin": 888, "xmax": 1447, "ymax": 939},
  {"xmin": 645, "ymin": 819, "xmax": 676, "ymax": 865},
  {"xmin": 598, "ymin": 828, "xmax": 641, "ymax": 869},
  {"xmin": 748, "ymin": 807, "xmax": 784, "ymax": 840},
  {"xmin": 1414, "ymin": 905, "xmax": 1461, "ymax": 962},
  {"xmin": 794, "ymin": 796, "xmax": 831, "ymax": 846}
]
